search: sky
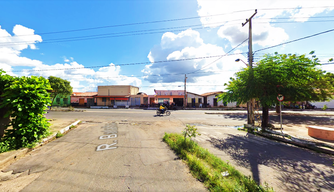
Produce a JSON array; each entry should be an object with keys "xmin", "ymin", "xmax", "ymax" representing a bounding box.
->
[{"xmin": 0, "ymin": 0, "xmax": 334, "ymax": 95}]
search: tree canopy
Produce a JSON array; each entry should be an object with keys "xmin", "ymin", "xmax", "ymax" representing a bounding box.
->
[
  {"xmin": 219, "ymin": 52, "xmax": 334, "ymax": 129},
  {"xmin": 48, "ymin": 76, "xmax": 72, "ymax": 108}
]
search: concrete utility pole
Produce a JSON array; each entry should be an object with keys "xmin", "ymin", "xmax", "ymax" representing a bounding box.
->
[
  {"xmin": 184, "ymin": 74, "xmax": 187, "ymax": 108},
  {"xmin": 242, "ymin": 9, "xmax": 257, "ymax": 125}
]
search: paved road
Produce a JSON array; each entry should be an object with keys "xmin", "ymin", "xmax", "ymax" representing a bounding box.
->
[{"xmin": 1, "ymin": 109, "xmax": 334, "ymax": 191}]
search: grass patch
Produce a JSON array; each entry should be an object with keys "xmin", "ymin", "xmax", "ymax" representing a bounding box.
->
[
  {"xmin": 163, "ymin": 133, "xmax": 273, "ymax": 192},
  {"xmin": 56, "ymin": 131, "xmax": 64, "ymax": 138}
]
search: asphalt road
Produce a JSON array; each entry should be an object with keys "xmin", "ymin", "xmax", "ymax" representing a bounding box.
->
[{"xmin": 1, "ymin": 109, "xmax": 334, "ymax": 192}]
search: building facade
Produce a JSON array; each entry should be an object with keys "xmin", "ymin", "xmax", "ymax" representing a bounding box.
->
[
  {"xmin": 148, "ymin": 90, "xmax": 185, "ymax": 107},
  {"xmin": 96, "ymin": 85, "xmax": 139, "ymax": 107},
  {"xmin": 187, "ymin": 92, "xmax": 204, "ymax": 107},
  {"xmin": 71, "ymin": 92, "xmax": 97, "ymax": 107},
  {"xmin": 52, "ymin": 95, "xmax": 71, "ymax": 107}
]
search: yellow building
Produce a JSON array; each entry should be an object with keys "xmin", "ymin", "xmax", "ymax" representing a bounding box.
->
[{"xmin": 96, "ymin": 85, "xmax": 139, "ymax": 107}]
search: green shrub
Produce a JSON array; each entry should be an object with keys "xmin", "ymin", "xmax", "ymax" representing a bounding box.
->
[
  {"xmin": 0, "ymin": 70, "xmax": 52, "ymax": 152},
  {"xmin": 322, "ymin": 104, "xmax": 328, "ymax": 110},
  {"xmin": 56, "ymin": 132, "xmax": 64, "ymax": 138}
]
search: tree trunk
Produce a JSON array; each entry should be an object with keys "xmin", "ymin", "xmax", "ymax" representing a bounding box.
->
[
  {"xmin": 0, "ymin": 107, "xmax": 10, "ymax": 138},
  {"xmin": 276, "ymin": 105, "xmax": 280, "ymax": 113},
  {"xmin": 50, "ymin": 94, "xmax": 57, "ymax": 110},
  {"xmin": 261, "ymin": 106, "xmax": 269, "ymax": 131}
]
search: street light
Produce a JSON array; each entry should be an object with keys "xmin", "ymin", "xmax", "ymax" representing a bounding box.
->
[{"xmin": 235, "ymin": 58, "xmax": 248, "ymax": 67}]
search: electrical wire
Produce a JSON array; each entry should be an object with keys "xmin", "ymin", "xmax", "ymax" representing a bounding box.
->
[
  {"xmin": 12, "ymin": 52, "xmax": 247, "ymax": 72},
  {"xmin": 188, "ymin": 38, "xmax": 249, "ymax": 74},
  {"xmin": 254, "ymin": 28, "xmax": 334, "ymax": 53}
]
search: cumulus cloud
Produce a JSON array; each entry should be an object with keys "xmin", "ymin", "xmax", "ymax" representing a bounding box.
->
[
  {"xmin": 0, "ymin": 25, "xmax": 142, "ymax": 92},
  {"xmin": 197, "ymin": 0, "xmax": 333, "ymax": 47},
  {"xmin": 143, "ymin": 29, "xmax": 248, "ymax": 89}
]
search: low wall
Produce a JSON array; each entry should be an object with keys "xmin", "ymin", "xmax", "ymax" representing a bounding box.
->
[{"xmin": 308, "ymin": 126, "xmax": 334, "ymax": 141}]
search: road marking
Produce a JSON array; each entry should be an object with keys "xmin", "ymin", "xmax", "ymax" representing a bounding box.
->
[
  {"xmin": 96, "ymin": 142, "xmax": 118, "ymax": 151},
  {"xmin": 99, "ymin": 134, "xmax": 117, "ymax": 140},
  {"xmin": 96, "ymin": 123, "xmax": 119, "ymax": 151}
]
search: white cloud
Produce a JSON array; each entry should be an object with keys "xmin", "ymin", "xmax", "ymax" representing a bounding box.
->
[
  {"xmin": 0, "ymin": 25, "xmax": 142, "ymax": 92},
  {"xmin": 197, "ymin": 0, "xmax": 333, "ymax": 47},
  {"xmin": 143, "ymin": 29, "xmax": 248, "ymax": 93}
]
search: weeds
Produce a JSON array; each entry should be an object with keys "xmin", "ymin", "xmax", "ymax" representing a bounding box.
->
[
  {"xmin": 163, "ymin": 133, "xmax": 274, "ymax": 192},
  {"xmin": 56, "ymin": 132, "xmax": 64, "ymax": 138}
]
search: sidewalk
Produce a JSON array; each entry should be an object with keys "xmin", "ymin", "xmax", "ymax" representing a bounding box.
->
[
  {"xmin": 0, "ymin": 120, "xmax": 80, "ymax": 170},
  {"xmin": 193, "ymin": 125, "xmax": 334, "ymax": 192}
]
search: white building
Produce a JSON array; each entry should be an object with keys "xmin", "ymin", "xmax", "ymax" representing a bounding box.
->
[
  {"xmin": 311, "ymin": 99, "xmax": 334, "ymax": 109},
  {"xmin": 201, "ymin": 91, "xmax": 237, "ymax": 107},
  {"xmin": 187, "ymin": 92, "xmax": 204, "ymax": 107}
]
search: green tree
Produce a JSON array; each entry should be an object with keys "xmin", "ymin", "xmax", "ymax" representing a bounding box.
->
[
  {"xmin": 48, "ymin": 76, "xmax": 72, "ymax": 109},
  {"xmin": 219, "ymin": 52, "xmax": 334, "ymax": 130}
]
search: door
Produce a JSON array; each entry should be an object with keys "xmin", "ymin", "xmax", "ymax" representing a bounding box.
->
[
  {"xmin": 192, "ymin": 98, "xmax": 195, "ymax": 107},
  {"xmin": 213, "ymin": 98, "xmax": 218, "ymax": 107},
  {"xmin": 87, "ymin": 98, "xmax": 94, "ymax": 107},
  {"xmin": 135, "ymin": 98, "xmax": 141, "ymax": 106},
  {"xmin": 79, "ymin": 98, "xmax": 85, "ymax": 106},
  {"xmin": 131, "ymin": 98, "xmax": 136, "ymax": 106}
]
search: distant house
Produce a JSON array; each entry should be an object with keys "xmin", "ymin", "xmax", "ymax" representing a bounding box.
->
[
  {"xmin": 96, "ymin": 85, "xmax": 146, "ymax": 107},
  {"xmin": 52, "ymin": 95, "xmax": 71, "ymax": 107},
  {"xmin": 187, "ymin": 92, "xmax": 204, "ymax": 107},
  {"xmin": 201, "ymin": 91, "xmax": 239, "ymax": 107},
  {"xmin": 311, "ymin": 98, "xmax": 334, "ymax": 109},
  {"xmin": 148, "ymin": 90, "xmax": 185, "ymax": 107},
  {"xmin": 130, "ymin": 92, "xmax": 148, "ymax": 107},
  {"xmin": 71, "ymin": 92, "xmax": 97, "ymax": 107}
]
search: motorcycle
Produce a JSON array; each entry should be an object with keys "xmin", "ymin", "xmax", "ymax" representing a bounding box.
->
[{"xmin": 156, "ymin": 109, "xmax": 171, "ymax": 116}]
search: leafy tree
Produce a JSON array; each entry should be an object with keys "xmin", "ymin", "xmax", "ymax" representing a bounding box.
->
[
  {"xmin": 219, "ymin": 52, "xmax": 334, "ymax": 130},
  {"xmin": 48, "ymin": 76, "xmax": 72, "ymax": 109}
]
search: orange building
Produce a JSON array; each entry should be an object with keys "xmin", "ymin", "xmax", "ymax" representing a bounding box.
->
[{"xmin": 71, "ymin": 92, "xmax": 97, "ymax": 107}]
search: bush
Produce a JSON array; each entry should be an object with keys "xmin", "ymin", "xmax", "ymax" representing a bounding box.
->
[
  {"xmin": 322, "ymin": 104, "xmax": 328, "ymax": 111},
  {"xmin": 0, "ymin": 71, "xmax": 52, "ymax": 152}
]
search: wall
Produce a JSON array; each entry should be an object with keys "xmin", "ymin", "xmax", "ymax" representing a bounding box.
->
[
  {"xmin": 52, "ymin": 95, "xmax": 71, "ymax": 106},
  {"xmin": 187, "ymin": 93, "xmax": 204, "ymax": 107},
  {"xmin": 98, "ymin": 86, "xmax": 139, "ymax": 96},
  {"xmin": 207, "ymin": 95, "xmax": 223, "ymax": 107},
  {"xmin": 311, "ymin": 99, "xmax": 334, "ymax": 108},
  {"xmin": 71, "ymin": 97, "xmax": 95, "ymax": 104}
]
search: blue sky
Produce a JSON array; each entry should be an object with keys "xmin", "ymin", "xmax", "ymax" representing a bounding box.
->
[{"xmin": 0, "ymin": 0, "xmax": 334, "ymax": 95}]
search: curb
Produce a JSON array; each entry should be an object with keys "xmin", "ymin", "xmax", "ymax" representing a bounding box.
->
[{"xmin": 0, "ymin": 120, "xmax": 81, "ymax": 170}]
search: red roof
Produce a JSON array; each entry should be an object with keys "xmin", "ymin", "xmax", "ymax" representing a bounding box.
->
[
  {"xmin": 95, "ymin": 95, "xmax": 130, "ymax": 98},
  {"xmin": 72, "ymin": 92, "xmax": 97, "ymax": 97},
  {"xmin": 201, "ymin": 91, "xmax": 224, "ymax": 97}
]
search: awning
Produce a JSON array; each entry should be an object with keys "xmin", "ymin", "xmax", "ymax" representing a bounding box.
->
[
  {"xmin": 95, "ymin": 95, "xmax": 130, "ymax": 98},
  {"xmin": 109, "ymin": 98, "xmax": 129, "ymax": 101}
]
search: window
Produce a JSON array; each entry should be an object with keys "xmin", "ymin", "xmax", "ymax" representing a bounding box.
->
[
  {"xmin": 170, "ymin": 92, "xmax": 172, "ymax": 96},
  {"xmin": 63, "ymin": 98, "xmax": 68, "ymax": 104},
  {"xmin": 102, "ymin": 98, "xmax": 106, "ymax": 102},
  {"xmin": 56, "ymin": 98, "xmax": 60, "ymax": 103},
  {"xmin": 198, "ymin": 98, "xmax": 202, "ymax": 103}
]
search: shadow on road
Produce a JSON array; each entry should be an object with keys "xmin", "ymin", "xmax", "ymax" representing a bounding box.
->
[
  {"xmin": 208, "ymin": 134, "xmax": 334, "ymax": 191},
  {"xmin": 221, "ymin": 113, "xmax": 334, "ymax": 126},
  {"xmin": 270, "ymin": 115, "xmax": 334, "ymax": 126}
]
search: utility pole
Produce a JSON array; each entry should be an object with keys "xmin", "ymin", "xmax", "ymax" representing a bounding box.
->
[
  {"xmin": 242, "ymin": 9, "xmax": 257, "ymax": 126},
  {"xmin": 184, "ymin": 74, "xmax": 187, "ymax": 108}
]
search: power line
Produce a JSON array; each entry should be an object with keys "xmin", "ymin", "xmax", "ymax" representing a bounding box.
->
[
  {"xmin": 2, "ymin": 18, "xmax": 334, "ymax": 46},
  {"xmin": 0, "ymin": 22, "xmax": 231, "ymax": 46},
  {"xmin": 188, "ymin": 38, "xmax": 249, "ymax": 74},
  {"xmin": 0, "ymin": 9, "xmax": 255, "ymax": 38},
  {"xmin": 254, "ymin": 28, "xmax": 334, "ymax": 53},
  {"xmin": 13, "ymin": 52, "xmax": 246, "ymax": 72}
]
